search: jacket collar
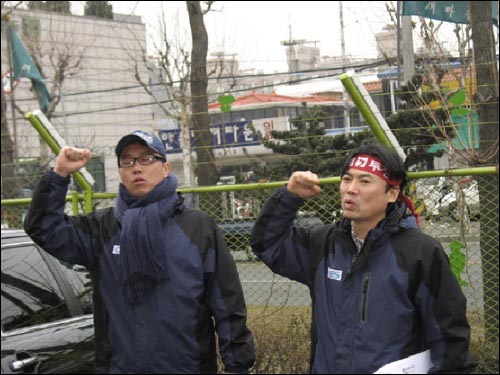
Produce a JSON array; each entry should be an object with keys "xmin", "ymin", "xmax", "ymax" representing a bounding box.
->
[{"xmin": 338, "ymin": 200, "xmax": 418, "ymax": 236}]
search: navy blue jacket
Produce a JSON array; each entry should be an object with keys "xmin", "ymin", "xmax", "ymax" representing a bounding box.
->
[
  {"xmin": 250, "ymin": 187, "xmax": 475, "ymax": 374},
  {"xmin": 24, "ymin": 171, "xmax": 255, "ymax": 374}
]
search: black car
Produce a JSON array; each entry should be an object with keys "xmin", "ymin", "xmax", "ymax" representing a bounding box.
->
[{"xmin": 1, "ymin": 229, "xmax": 95, "ymax": 373}]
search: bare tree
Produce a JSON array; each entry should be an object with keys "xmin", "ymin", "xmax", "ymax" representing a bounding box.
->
[
  {"xmin": 390, "ymin": 13, "xmax": 496, "ymax": 228},
  {"xmin": 403, "ymin": 2, "xmax": 499, "ymax": 351},
  {"xmin": 133, "ymin": 7, "xmax": 196, "ymax": 187},
  {"xmin": 187, "ymin": 0, "xmax": 219, "ymax": 186},
  {"xmin": 131, "ymin": 2, "xmax": 238, "ymax": 187},
  {"xmin": 1, "ymin": 2, "xmax": 24, "ymax": 201},
  {"xmin": 12, "ymin": 9, "xmax": 85, "ymax": 121},
  {"xmin": 469, "ymin": 2, "xmax": 499, "ymax": 164},
  {"xmin": 469, "ymin": 0, "xmax": 499, "ymax": 347},
  {"xmin": 1, "ymin": 71, "xmax": 17, "ymax": 199},
  {"xmin": 1, "ymin": 4, "xmax": 85, "ymax": 201}
]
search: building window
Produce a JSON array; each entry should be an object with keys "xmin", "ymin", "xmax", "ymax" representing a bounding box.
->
[
  {"xmin": 253, "ymin": 109, "xmax": 265, "ymax": 119},
  {"xmin": 81, "ymin": 157, "xmax": 106, "ymax": 192},
  {"xmin": 264, "ymin": 108, "xmax": 277, "ymax": 118},
  {"xmin": 334, "ymin": 108, "xmax": 344, "ymax": 129},
  {"xmin": 350, "ymin": 108, "xmax": 362, "ymax": 128},
  {"xmin": 285, "ymin": 107, "xmax": 297, "ymax": 118}
]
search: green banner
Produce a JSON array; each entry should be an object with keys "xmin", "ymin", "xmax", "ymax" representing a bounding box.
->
[{"xmin": 402, "ymin": 1, "xmax": 498, "ymax": 26}]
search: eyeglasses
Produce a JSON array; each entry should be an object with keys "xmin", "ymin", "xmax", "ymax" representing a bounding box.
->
[{"xmin": 119, "ymin": 154, "xmax": 165, "ymax": 168}]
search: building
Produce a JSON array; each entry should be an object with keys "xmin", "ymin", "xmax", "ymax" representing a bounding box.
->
[
  {"xmin": 375, "ymin": 24, "xmax": 398, "ymax": 60},
  {"xmin": 159, "ymin": 91, "xmax": 365, "ymax": 181},
  {"xmin": 2, "ymin": 8, "xmax": 400, "ymax": 193},
  {"xmin": 1, "ymin": 7, "xmax": 153, "ymax": 193}
]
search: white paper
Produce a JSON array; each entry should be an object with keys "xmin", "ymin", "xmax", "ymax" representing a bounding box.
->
[{"xmin": 374, "ymin": 350, "xmax": 432, "ymax": 374}]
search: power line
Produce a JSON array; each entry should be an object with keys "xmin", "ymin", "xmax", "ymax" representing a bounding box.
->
[{"xmin": 21, "ymin": 59, "xmax": 391, "ymax": 118}]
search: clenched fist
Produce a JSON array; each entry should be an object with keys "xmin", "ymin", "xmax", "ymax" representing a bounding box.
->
[
  {"xmin": 287, "ymin": 171, "xmax": 321, "ymax": 200},
  {"xmin": 53, "ymin": 147, "xmax": 92, "ymax": 178}
]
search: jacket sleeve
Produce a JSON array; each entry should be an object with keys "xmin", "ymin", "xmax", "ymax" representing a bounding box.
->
[
  {"xmin": 417, "ymin": 240, "xmax": 476, "ymax": 374},
  {"xmin": 23, "ymin": 170, "xmax": 96, "ymax": 268},
  {"xmin": 250, "ymin": 186, "xmax": 313, "ymax": 286},
  {"xmin": 207, "ymin": 220, "xmax": 255, "ymax": 373}
]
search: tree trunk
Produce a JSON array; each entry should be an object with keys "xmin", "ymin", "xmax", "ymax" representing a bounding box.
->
[
  {"xmin": 186, "ymin": 1, "xmax": 219, "ymax": 186},
  {"xmin": 1, "ymin": 83, "xmax": 18, "ymax": 199},
  {"xmin": 469, "ymin": 1, "xmax": 499, "ymax": 346},
  {"xmin": 1, "ymin": 79, "xmax": 24, "ymax": 228}
]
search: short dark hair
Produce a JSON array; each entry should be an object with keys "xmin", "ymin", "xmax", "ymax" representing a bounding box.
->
[{"xmin": 341, "ymin": 143, "xmax": 408, "ymax": 190}]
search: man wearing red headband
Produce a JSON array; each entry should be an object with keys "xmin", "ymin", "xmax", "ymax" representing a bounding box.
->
[{"xmin": 250, "ymin": 143, "xmax": 475, "ymax": 373}]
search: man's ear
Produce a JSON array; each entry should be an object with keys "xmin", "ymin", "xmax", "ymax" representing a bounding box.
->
[
  {"xmin": 163, "ymin": 161, "xmax": 171, "ymax": 177},
  {"xmin": 388, "ymin": 186, "xmax": 400, "ymax": 203}
]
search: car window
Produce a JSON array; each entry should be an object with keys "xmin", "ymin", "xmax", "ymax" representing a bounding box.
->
[
  {"xmin": 1, "ymin": 244, "xmax": 71, "ymax": 332},
  {"xmin": 56, "ymin": 261, "xmax": 93, "ymax": 314}
]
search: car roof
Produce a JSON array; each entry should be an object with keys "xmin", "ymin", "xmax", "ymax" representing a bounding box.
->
[{"xmin": 1, "ymin": 229, "xmax": 33, "ymax": 246}]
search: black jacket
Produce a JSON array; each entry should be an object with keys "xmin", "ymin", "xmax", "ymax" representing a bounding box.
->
[
  {"xmin": 251, "ymin": 186, "xmax": 475, "ymax": 374},
  {"xmin": 25, "ymin": 171, "xmax": 255, "ymax": 374}
]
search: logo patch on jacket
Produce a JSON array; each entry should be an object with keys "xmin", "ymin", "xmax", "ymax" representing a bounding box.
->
[
  {"xmin": 327, "ymin": 267, "xmax": 342, "ymax": 281},
  {"xmin": 112, "ymin": 245, "xmax": 120, "ymax": 255}
]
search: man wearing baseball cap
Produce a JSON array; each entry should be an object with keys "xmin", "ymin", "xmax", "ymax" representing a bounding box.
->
[{"xmin": 25, "ymin": 130, "xmax": 255, "ymax": 374}]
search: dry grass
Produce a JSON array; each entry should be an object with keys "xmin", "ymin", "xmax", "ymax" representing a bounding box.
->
[
  {"xmin": 241, "ymin": 306, "xmax": 498, "ymax": 374},
  {"xmin": 468, "ymin": 309, "xmax": 499, "ymax": 374},
  {"xmin": 247, "ymin": 305, "xmax": 312, "ymax": 374}
]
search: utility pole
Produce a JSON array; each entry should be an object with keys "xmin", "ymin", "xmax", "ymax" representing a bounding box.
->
[
  {"xmin": 339, "ymin": 1, "xmax": 351, "ymax": 134},
  {"xmin": 396, "ymin": 2, "xmax": 402, "ymax": 88},
  {"xmin": 402, "ymin": 8, "xmax": 415, "ymax": 83},
  {"xmin": 281, "ymin": 22, "xmax": 304, "ymax": 74}
]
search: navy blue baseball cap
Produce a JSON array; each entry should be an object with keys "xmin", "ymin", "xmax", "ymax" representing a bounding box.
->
[{"xmin": 115, "ymin": 130, "xmax": 167, "ymax": 161}]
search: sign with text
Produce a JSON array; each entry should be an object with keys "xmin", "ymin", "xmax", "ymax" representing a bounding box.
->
[
  {"xmin": 252, "ymin": 117, "xmax": 289, "ymax": 140},
  {"xmin": 211, "ymin": 121, "xmax": 260, "ymax": 148},
  {"xmin": 158, "ymin": 117, "xmax": 289, "ymax": 154},
  {"xmin": 402, "ymin": 1, "xmax": 498, "ymax": 26}
]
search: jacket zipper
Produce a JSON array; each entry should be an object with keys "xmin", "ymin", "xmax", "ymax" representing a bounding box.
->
[{"xmin": 360, "ymin": 273, "xmax": 371, "ymax": 324}]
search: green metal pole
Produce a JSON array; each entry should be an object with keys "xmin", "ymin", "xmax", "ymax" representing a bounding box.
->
[
  {"xmin": 25, "ymin": 112, "xmax": 94, "ymax": 213},
  {"xmin": 340, "ymin": 73, "xmax": 406, "ymax": 161},
  {"xmin": 71, "ymin": 191, "xmax": 79, "ymax": 215},
  {"xmin": 340, "ymin": 73, "xmax": 393, "ymax": 148}
]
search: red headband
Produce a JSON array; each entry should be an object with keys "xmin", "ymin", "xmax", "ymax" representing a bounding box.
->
[{"xmin": 348, "ymin": 154, "xmax": 401, "ymax": 187}]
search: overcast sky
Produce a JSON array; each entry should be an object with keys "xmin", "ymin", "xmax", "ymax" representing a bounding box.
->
[{"xmin": 70, "ymin": 1, "xmax": 460, "ymax": 73}]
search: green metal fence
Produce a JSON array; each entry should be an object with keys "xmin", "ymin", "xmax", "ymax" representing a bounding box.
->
[{"xmin": 1, "ymin": 168, "xmax": 498, "ymax": 372}]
